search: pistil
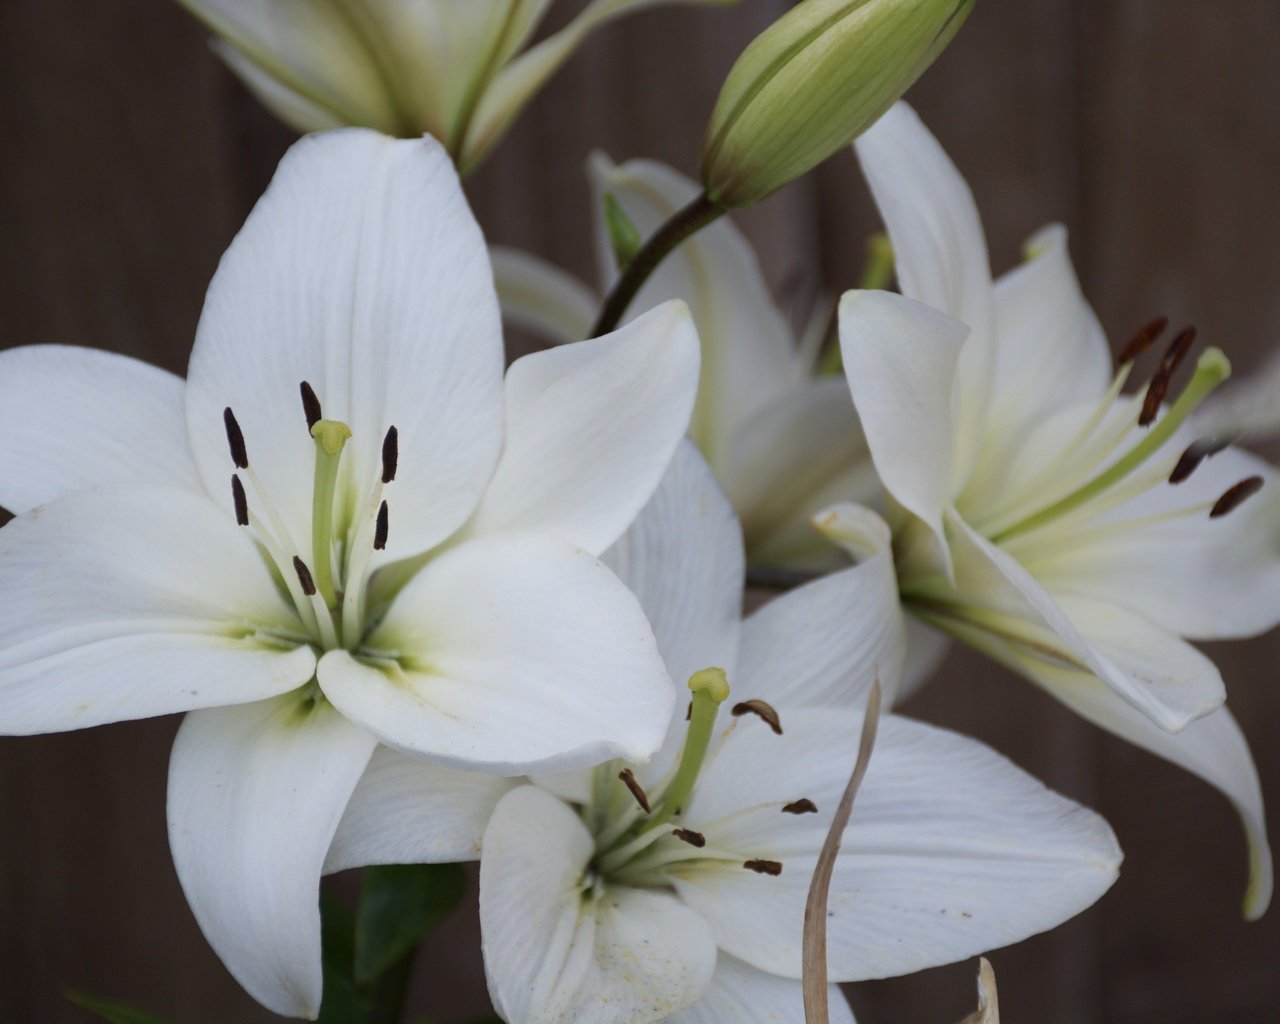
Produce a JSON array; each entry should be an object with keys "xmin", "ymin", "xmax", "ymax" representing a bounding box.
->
[{"xmin": 309, "ymin": 419, "xmax": 352, "ymax": 610}]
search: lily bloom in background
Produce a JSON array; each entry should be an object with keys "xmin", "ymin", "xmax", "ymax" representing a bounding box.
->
[
  {"xmin": 335, "ymin": 445, "xmax": 1122, "ymax": 1024},
  {"xmin": 493, "ymin": 154, "xmax": 878, "ymax": 571},
  {"xmin": 838, "ymin": 101, "xmax": 1280, "ymax": 918},
  {"xmin": 174, "ymin": 0, "xmax": 737, "ymax": 173},
  {"xmin": 0, "ymin": 130, "xmax": 700, "ymax": 1018}
]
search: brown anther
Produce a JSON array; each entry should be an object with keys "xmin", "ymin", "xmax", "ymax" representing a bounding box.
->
[
  {"xmin": 672, "ymin": 828, "xmax": 706, "ymax": 848},
  {"xmin": 732, "ymin": 699, "xmax": 782, "ymax": 735},
  {"xmin": 782, "ymin": 798, "xmax": 818, "ymax": 815},
  {"xmin": 223, "ymin": 407, "xmax": 249, "ymax": 469},
  {"xmin": 381, "ymin": 426, "xmax": 399, "ymax": 484},
  {"xmin": 1210, "ymin": 476, "xmax": 1264, "ymax": 518},
  {"xmin": 374, "ymin": 500, "xmax": 390, "ymax": 550},
  {"xmin": 1117, "ymin": 316, "xmax": 1168, "ymax": 365},
  {"xmin": 230, "ymin": 475, "xmax": 249, "ymax": 527},
  {"xmin": 299, "ymin": 381, "xmax": 323, "ymax": 430},
  {"xmin": 1140, "ymin": 327, "xmax": 1197, "ymax": 427},
  {"xmin": 743, "ymin": 859, "xmax": 783, "ymax": 876},
  {"xmin": 685, "ymin": 701, "xmax": 692, "ymax": 721},
  {"xmin": 618, "ymin": 768, "xmax": 651, "ymax": 813},
  {"xmin": 1170, "ymin": 436, "xmax": 1230, "ymax": 484},
  {"xmin": 293, "ymin": 556, "xmax": 317, "ymax": 597}
]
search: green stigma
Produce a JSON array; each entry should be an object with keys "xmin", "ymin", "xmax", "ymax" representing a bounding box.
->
[{"xmin": 310, "ymin": 418, "xmax": 352, "ymax": 609}]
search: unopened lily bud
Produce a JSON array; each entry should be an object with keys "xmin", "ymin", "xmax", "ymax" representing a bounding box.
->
[{"xmin": 701, "ymin": 0, "xmax": 975, "ymax": 207}]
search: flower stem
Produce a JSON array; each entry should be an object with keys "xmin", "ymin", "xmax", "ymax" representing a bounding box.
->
[{"xmin": 590, "ymin": 191, "xmax": 726, "ymax": 338}]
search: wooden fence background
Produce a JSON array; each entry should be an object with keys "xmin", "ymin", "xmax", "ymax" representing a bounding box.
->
[{"xmin": 2, "ymin": 1, "xmax": 1279, "ymax": 1021}]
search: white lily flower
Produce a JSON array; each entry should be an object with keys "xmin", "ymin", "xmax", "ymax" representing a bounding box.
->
[
  {"xmin": 335, "ymin": 444, "xmax": 1121, "ymax": 1024},
  {"xmin": 493, "ymin": 154, "xmax": 880, "ymax": 570},
  {"xmin": 839, "ymin": 102, "xmax": 1280, "ymax": 917},
  {"xmin": 0, "ymin": 130, "xmax": 700, "ymax": 1017},
  {"xmin": 174, "ymin": 0, "xmax": 737, "ymax": 172}
]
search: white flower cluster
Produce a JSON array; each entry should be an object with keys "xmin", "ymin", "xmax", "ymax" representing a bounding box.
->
[{"xmin": 2, "ymin": 2, "xmax": 1277, "ymax": 1023}]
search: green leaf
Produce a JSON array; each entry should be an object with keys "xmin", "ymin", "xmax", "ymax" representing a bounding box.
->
[
  {"xmin": 354, "ymin": 863, "xmax": 467, "ymax": 986},
  {"xmin": 65, "ymin": 992, "xmax": 176, "ymax": 1024},
  {"xmin": 317, "ymin": 893, "xmax": 366, "ymax": 1024},
  {"xmin": 602, "ymin": 193, "xmax": 644, "ymax": 273}
]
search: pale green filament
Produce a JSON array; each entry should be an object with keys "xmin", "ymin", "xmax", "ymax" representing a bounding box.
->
[
  {"xmin": 993, "ymin": 348, "xmax": 1231, "ymax": 543},
  {"xmin": 310, "ymin": 419, "xmax": 352, "ymax": 610}
]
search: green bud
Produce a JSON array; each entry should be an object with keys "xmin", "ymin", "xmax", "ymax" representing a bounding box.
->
[
  {"xmin": 602, "ymin": 193, "xmax": 645, "ymax": 272},
  {"xmin": 701, "ymin": 0, "xmax": 976, "ymax": 207}
]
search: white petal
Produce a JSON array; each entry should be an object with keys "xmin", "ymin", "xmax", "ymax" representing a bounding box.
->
[
  {"xmin": 673, "ymin": 711, "xmax": 1121, "ymax": 980},
  {"xmin": 1034, "ymin": 445, "xmax": 1280, "ymax": 640},
  {"xmin": 718, "ymin": 378, "xmax": 876, "ymax": 568},
  {"xmin": 212, "ymin": 40, "xmax": 346, "ymax": 135},
  {"xmin": 491, "ymin": 245, "xmax": 597, "ymax": 343},
  {"xmin": 587, "ymin": 154, "xmax": 802, "ymax": 464},
  {"xmin": 989, "ymin": 224, "xmax": 1111, "ymax": 428},
  {"xmin": 838, "ymin": 289, "xmax": 968, "ymax": 550},
  {"xmin": 0, "ymin": 485, "xmax": 315, "ymax": 734},
  {"xmin": 481, "ymin": 786, "xmax": 718, "ymax": 1024},
  {"xmin": 463, "ymin": 0, "xmax": 736, "ymax": 168},
  {"xmin": 463, "ymin": 301, "xmax": 700, "ymax": 556},
  {"xmin": 167, "ymin": 694, "xmax": 377, "ymax": 1018},
  {"xmin": 896, "ymin": 616, "xmax": 952, "ymax": 706},
  {"xmin": 666, "ymin": 955, "xmax": 855, "ymax": 1024},
  {"xmin": 735, "ymin": 506, "xmax": 906, "ymax": 712},
  {"xmin": 1037, "ymin": 669, "xmax": 1271, "ymax": 920},
  {"xmin": 855, "ymin": 102, "xmax": 996, "ymax": 482},
  {"xmin": 324, "ymin": 746, "xmax": 517, "ymax": 873},
  {"xmin": 177, "ymin": 0, "xmax": 409, "ymax": 131},
  {"xmin": 945, "ymin": 511, "xmax": 1224, "ymax": 732},
  {"xmin": 186, "ymin": 130, "xmax": 504, "ymax": 563},
  {"xmin": 0, "ymin": 345, "xmax": 199, "ymax": 514},
  {"xmin": 318, "ymin": 533, "xmax": 673, "ymax": 774}
]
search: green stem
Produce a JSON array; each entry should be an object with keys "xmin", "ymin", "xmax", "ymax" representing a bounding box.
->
[
  {"xmin": 590, "ymin": 191, "xmax": 726, "ymax": 338},
  {"xmin": 362, "ymin": 951, "xmax": 415, "ymax": 1024}
]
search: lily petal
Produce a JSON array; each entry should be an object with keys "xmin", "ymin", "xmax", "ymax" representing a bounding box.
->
[
  {"xmin": 666, "ymin": 954, "xmax": 855, "ymax": 1024},
  {"xmin": 839, "ymin": 289, "xmax": 968, "ymax": 554},
  {"xmin": 719, "ymin": 378, "xmax": 875, "ymax": 569},
  {"xmin": 481, "ymin": 785, "xmax": 718, "ymax": 1024},
  {"xmin": 186, "ymin": 129, "xmax": 504, "ymax": 563},
  {"xmin": 491, "ymin": 245, "xmax": 597, "ymax": 343},
  {"xmin": 736, "ymin": 505, "xmax": 906, "ymax": 712},
  {"xmin": 1034, "ymin": 444, "xmax": 1280, "ymax": 641},
  {"xmin": 0, "ymin": 345, "xmax": 200, "ymax": 514},
  {"xmin": 0, "ymin": 485, "xmax": 315, "ymax": 734},
  {"xmin": 855, "ymin": 102, "xmax": 996, "ymax": 483},
  {"xmin": 989, "ymin": 224, "xmax": 1111, "ymax": 429},
  {"xmin": 324, "ymin": 747, "xmax": 517, "ymax": 873},
  {"xmin": 463, "ymin": 300, "xmax": 700, "ymax": 556},
  {"xmin": 944, "ymin": 510, "xmax": 1224, "ymax": 732},
  {"xmin": 673, "ymin": 710, "xmax": 1121, "ymax": 981},
  {"xmin": 318, "ymin": 533, "xmax": 673, "ymax": 774},
  {"xmin": 587, "ymin": 154, "xmax": 801, "ymax": 463},
  {"xmin": 1031, "ymin": 666, "xmax": 1272, "ymax": 920},
  {"xmin": 167, "ymin": 694, "xmax": 377, "ymax": 1019}
]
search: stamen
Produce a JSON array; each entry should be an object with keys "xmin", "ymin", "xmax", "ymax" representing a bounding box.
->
[
  {"xmin": 1118, "ymin": 316, "xmax": 1168, "ymax": 365},
  {"xmin": 743, "ymin": 859, "xmax": 783, "ymax": 876},
  {"xmin": 995, "ymin": 348, "xmax": 1232, "ymax": 542},
  {"xmin": 381, "ymin": 426, "xmax": 399, "ymax": 484},
  {"xmin": 618, "ymin": 768, "xmax": 651, "ymax": 813},
  {"xmin": 1170, "ymin": 436, "xmax": 1230, "ymax": 484},
  {"xmin": 672, "ymin": 828, "xmax": 706, "ymax": 848},
  {"xmin": 732, "ymin": 699, "xmax": 783, "ymax": 735},
  {"xmin": 374, "ymin": 501, "xmax": 390, "ymax": 551},
  {"xmin": 293, "ymin": 556, "xmax": 317, "ymax": 597},
  {"xmin": 1210, "ymin": 476, "xmax": 1264, "ymax": 518},
  {"xmin": 1140, "ymin": 327, "xmax": 1196, "ymax": 427},
  {"xmin": 222, "ymin": 408, "xmax": 248, "ymax": 469},
  {"xmin": 309, "ymin": 419, "xmax": 352, "ymax": 609},
  {"xmin": 230, "ymin": 475, "xmax": 249, "ymax": 527},
  {"xmin": 299, "ymin": 381, "xmax": 323, "ymax": 430},
  {"xmin": 783, "ymin": 799, "xmax": 818, "ymax": 815}
]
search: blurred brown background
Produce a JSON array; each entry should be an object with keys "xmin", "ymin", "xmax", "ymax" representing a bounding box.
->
[{"xmin": 2, "ymin": 1, "xmax": 1279, "ymax": 1022}]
